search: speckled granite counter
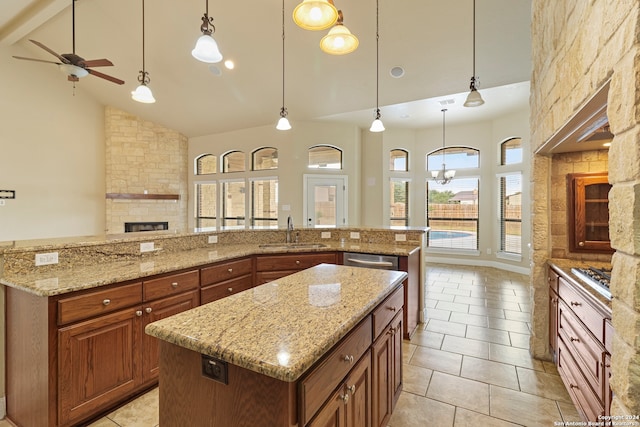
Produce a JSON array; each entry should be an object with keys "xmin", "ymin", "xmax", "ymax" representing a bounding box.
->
[
  {"xmin": 146, "ymin": 263, "xmax": 406, "ymax": 382},
  {"xmin": 548, "ymin": 258, "xmax": 612, "ymax": 308}
]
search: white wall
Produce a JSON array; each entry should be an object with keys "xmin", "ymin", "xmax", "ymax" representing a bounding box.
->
[{"xmin": 0, "ymin": 43, "xmax": 106, "ymax": 242}]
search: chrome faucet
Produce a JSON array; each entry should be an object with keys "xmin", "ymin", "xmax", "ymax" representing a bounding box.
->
[{"xmin": 286, "ymin": 215, "xmax": 294, "ymax": 243}]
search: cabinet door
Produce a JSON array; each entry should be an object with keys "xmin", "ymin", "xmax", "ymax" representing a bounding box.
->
[
  {"xmin": 568, "ymin": 172, "xmax": 612, "ymax": 253},
  {"xmin": 142, "ymin": 290, "xmax": 199, "ymax": 383},
  {"xmin": 345, "ymin": 350, "xmax": 372, "ymax": 427},
  {"xmin": 371, "ymin": 327, "xmax": 392, "ymax": 427},
  {"xmin": 308, "ymin": 388, "xmax": 346, "ymax": 427},
  {"xmin": 390, "ymin": 312, "xmax": 403, "ymax": 408},
  {"xmin": 58, "ymin": 307, "xmax": 142, "ymax": 426}
]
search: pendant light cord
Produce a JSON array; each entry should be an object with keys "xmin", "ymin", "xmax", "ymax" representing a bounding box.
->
[
  {"xmin": 281, "ymin": 0, "xmax": 286, "ymax": 111},
  {"xmin": 141, "ymin": 0, "xmax": 146, "ymax": 73},
  {"xmin": 375, "ymin": 0, "xmax": 380, "ymax": 113},
  {"xmin": 472, "ymin": 0, "xmax": 476, "ymax": 78},
  {"xmin": 72, "ymin": 0, "xmax": 76, "ymax": 54},
  {"xmin": 442, "ymin": 109, "xmax": 446, "ymax": 165}
]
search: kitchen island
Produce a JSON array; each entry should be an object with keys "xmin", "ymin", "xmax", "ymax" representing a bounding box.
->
[{"xmin": 146, "ymin": 263, "xmax": 407, "ymax": 427}]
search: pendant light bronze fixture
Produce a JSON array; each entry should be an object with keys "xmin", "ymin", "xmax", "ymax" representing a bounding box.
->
[
  {"xmin": 320, "ymin": 10, "xmax": 359, "ymax": 55},
  {"xmin": 431, "ymin": 109, "xmax": 456, "ymax": 184},
  {"xmin": 131, "ymin": 0, "xmax": 155, "ymax": 103},
  {"xmin": 369, "ymin": 0, "xmax": 384, "ymax": 132},
  {"xmin": 293, "ymin": 0, "xmax": 338, "ymax": 31},
  {"xmin": 276, "ymin": 0, "xmax": 291, "ymax": 131},
  {"xmin": 464, "ymin": 0, "xmax": 484, "ymax": 107},
  {"xmin": 192, "ymin": 0, "xmax": 223, "ymax": 63}
]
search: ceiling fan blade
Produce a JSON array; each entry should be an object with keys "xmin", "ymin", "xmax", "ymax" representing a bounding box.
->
[
  {"xmin": 12, "ymin": 56, "xmax": 61, "ymax": 65},
  {"xmin": 68, "ymin": 75, "xmax": 79, "ymax": 82},
  {"xmin": 82, "ymin": 59, "xmax": 114, "ymax": 67},
  {"xmin": 29, "ymin": 39, "xmax": 69, "ymax": 64},
  {"xmin": 87, "ymin": 68, "xmax": 125, "ymax": 85}
]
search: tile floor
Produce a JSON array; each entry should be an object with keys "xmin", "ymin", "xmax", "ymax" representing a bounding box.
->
[{"xmin": 0, "ymin": 263, "xmax": 583, "ymax": 427}]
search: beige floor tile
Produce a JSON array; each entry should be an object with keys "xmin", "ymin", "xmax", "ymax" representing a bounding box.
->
[
  {"xmin": 488, "ymin": 317, "xmax": 531, "ymax": 334},
  {"xmin": 435, "ymin": 300, "xmax": 471, "ymax": 314},
  {"xmin": 486, "ymin": 300, "xmax": 522, "ymax": 311},
  {"xmin": 508, "ymin": 331, "xmax": 530, "ymax": 349},
  {"xmin": 403, "ymin": 341, "xmax": 418, "ymax": 364},
  {"xmin": 388, "ymin": 392, "xmax": 455, "ymax": 427},
  {"xmin": 468, "ymin": 304, "xmax": 506, "ymax": 319},
  {"xmin": 425, "ymin": 307, "xmax": 452, "ymax": 321},
  {"xmin": 504, "ymin": 309, "xmax": 532, "ymax": 322},
  {"xmin": 442, "ymin": 287, "xmax": 472, "ymax": 297},
  {"xmin": 454, "ymin": 407, "xmax": 523, "ymax": 427},
  {"xmin": 426, "ymin": 318, "xmax": 467, "ymax": 337},
  {"xmin": 516, "ymin": 367, "xmax": 573, "ymax": 402},
  {"xmin": 441, "ymin": 335, "xmax": 489, "ymax": 359},
  {"xmin": 453, "ymin": 295, "xmax": 487, "ymax": 307},
  {"xmin": 466, "ymin": 325, "xmax": 511, "ymax": 345},
  {"xmin": 409, "ymin": 346, "xmax": 462, "ymax": 376},
  {"xmin": 461, "ymin": 356, "xmax": 520, "ymax": 390},
  {"xmin": 86, "ymin": 418, "xmax": 120, "ymax": 427},
  {"xmin": 489, "ymin": 385, "xmax": 563, "ymax": 426},
  {"xmin": 106, "ymin": 387, "xmax": 159, "ymax": 427},
  {"xmin": 402, "ymin": 363, "xmax": 433, "ymax": 396},
  {"xmin": 557, "ymin": 399, "xmax": 583, "ymax": 422},
  {"xmin": 409, "ymin": 328, "xmax": 444, "ymax": 349},
  {"xmin": 449, "ymin": 312, "xmax": 489, "ymax": 327},
  {"xmin": 490, "ymin": 343, "xmax": 545, "ymax": 371},
  {"xmin": 426, "ymin": 371, "xmax": 490, "ymax": 415}
]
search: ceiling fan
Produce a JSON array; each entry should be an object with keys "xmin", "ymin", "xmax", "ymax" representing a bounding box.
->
[{"xmin": 12, "ymin": 0, "xmax": 124, "ymax": 85}]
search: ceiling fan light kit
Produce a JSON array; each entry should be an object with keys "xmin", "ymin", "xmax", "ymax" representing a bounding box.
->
[
  {"xmin": 132, "ymin": 0, "xmax": 155, "ymax": 103},
  {"xmin": 293, "ymin": 0, "xmax": 339, "ymax": 31},
  {"xmin": 464, "ymin": 0, "xmax": 484, "ymax": 107},
  {"xmin": 276, "ymin": 0, "xmax": 291, "ymax": 131},
  {"xmin": 192, "ymin": 0, "xmax": 223, "ymax": 64},
  {"xmin": 320, "ymin": 10, "xmax": 358, "ymax": 55}
]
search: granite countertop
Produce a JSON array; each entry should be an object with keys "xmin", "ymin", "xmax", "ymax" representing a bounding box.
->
[
  {"xmin": 548, "ymin": 258, "xmax": 612, "ymax": 309},
  {"xmin": 0, "ymin": 241, "xmax": 419, "ymax": 296},
  {"xmin": 145, "ymin": 263, "xmax": 407, "ymax": 382}
]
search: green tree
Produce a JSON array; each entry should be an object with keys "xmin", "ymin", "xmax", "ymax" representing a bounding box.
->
[{"xmin": 428, "ymin": 189, "xmax": 455, "ymax": 203}]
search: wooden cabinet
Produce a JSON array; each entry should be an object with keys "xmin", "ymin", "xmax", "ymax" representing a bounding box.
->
[
  {"xmin": 255, "ymin": 252, "xmax": 338, "ymax": 285},
  {"xmin": 548, "ymin": 265, "xmax": 612, "ymax": 422},
  {"xmin": 548, "ymin": 268, "xmax": 560, "ymax": 359},
  {"xmin": 200, "ymin": 257, "xmax": 253, "ymax": 304},
  {"xmin": 567, "ymin": 172, "xmax": 613, "ymax": 253}
]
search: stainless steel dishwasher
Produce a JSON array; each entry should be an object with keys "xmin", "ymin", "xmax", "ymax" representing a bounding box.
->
[{"xmin": 342, "ymin": 252, "xmax": 399, "ymax": 270}]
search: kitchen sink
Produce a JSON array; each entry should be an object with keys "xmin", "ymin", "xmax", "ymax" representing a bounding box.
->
[{"xmin": 258, "ymin": 243, "xmax": 328, "ymax": 249}]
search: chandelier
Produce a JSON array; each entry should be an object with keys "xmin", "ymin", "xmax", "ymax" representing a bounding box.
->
[{"xmin": 431, "ymin": 109, "xmax": 456, "ymax": 185}]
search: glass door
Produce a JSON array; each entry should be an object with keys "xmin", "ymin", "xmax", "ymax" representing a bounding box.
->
[{"xmin": 304, "ymin": 175, "xmax": 347, "ymax": 228}]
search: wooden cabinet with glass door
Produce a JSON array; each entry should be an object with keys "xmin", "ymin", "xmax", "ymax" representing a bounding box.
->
[{"xmin": 567, "ymin": 172, "xmax": 613, "ymax": 253}]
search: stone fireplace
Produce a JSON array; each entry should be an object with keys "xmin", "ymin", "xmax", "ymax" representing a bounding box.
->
[{"xmin": 530, "ymin": 0, "xmax": 640, "ymax": 416}]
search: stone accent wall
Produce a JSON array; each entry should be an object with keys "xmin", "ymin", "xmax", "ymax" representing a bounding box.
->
[
  {"xmin": 531, "ymin": 0, "xmax": 639, "ymax": 416},
  {"xmin": 550, "ymin": 150, "xmax": 610, "ymax": 261},
  {"xmin": 105, "ymin": 107, "xmax": 188, "ymax": 234}
]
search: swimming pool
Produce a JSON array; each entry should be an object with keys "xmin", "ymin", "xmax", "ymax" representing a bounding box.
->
[{"xmin": 429, "ymin": 230, "xmax": 475, "ymax": 240}]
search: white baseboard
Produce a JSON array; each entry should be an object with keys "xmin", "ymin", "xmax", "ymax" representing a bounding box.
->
[{"xmin": 425, "ymin": 256, "xmax": 531, "ymax": 275}]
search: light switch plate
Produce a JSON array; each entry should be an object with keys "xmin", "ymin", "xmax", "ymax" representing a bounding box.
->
[
  {"xmin": 350, "ymin": 232, "xmax": 360, "ymax": 239},
  {"xmin": 395, "ymin": 234, "xmax": 407, "ymax": 242},
  {"xmin": 208, "ymin": 235, "xmax": 218, "ymax": 244},
  {"xmin": 321, "ymin": 231, "xmax": 331, "ymax": 239}
]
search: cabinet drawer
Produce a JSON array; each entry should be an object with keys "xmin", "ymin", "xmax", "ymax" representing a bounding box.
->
[
  {"xmin": 299, "ymin": 315, "xmax": 372, "ymax": 426},
  {"xmin": 201, "ymin": 275, "xmax": 253, "ymax": 304},
  {"xmin": 558, "ymin": 300, "xmax": 604, "ymax": 400},
  {"xmin": 372, "ymin": 286, "xmax": 404, "ymax": 340},
  {"xmin": 558, "ymin": 277, "xmax": 605, "ymax": 342},
  {"xmin": 255, "ymin": 270, "xmax": 297, "ymax": 285},
  {"xmin": 256, "ymin": 252, "xmax": 337, "ymax": 272},
  {"xmin": 58, "ymin": 282, "xmax": 143, "ymax": 325},
  {"xmin": 548, "ymin": 268, "xmax": 560, "ymax": 294},
  {"xmin": 201, "ymin": 258, "xmax": 253, "ymax": 286},
  {"xmin": 143, "ymin": 270, "xmax": 199, "ymax": 301},
  {"xmin": 557, "ymin": 338, "xmax": 604, "ymax": 421}
]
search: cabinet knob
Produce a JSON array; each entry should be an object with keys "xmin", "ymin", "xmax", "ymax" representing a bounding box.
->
[
  {"xmin": 171, "ymin": 282, "xmax": 178, "ymax": 288},
  {"xmin": 387, "ymin": 306, "xmax": 397, "ymax": 312},
  {"xmin": 347, "ymin": 385, "xmax": 356, "ymax": 395},
  {"xmin": 340, "ymin": 393, "xmax": 349, "ymax": 404},
  {"xmin": 228, "ymin": 287, "xmax": 233, "ymax": 293},
  {"xmin": 145, "ymin": 307, "xmax": 152, "ymax": 314},
  {"xmin": 295, "ymin": 260, "xmax": 300, "ymax": 265},
  {"xmin": 102, "ymin": 299, "xmax": 111, "ymax": 306},
  {"xmin": 578, "ymin": 241, "xmax": 585, "ymax": 247},
  {"xmin": 228, "ymin": 268, "xmax": 233, "ymax": 273},
  {"xmin": 136, "ymin": 310, "xmax": 143, "ymax": 317},
  {"xmin": 343, "ymin": 355, "xmax": 354, "ymax": 364}
]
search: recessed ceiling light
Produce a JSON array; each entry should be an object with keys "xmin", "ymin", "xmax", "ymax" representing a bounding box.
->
[
  {"xmin": 439, "ymin": 98, "xmax": 455, "ymax": 106},
  {"xmin": 224, "ymin": 60, "xmax": 235, "ymax": 70},
  {"xmin": 390, "ymin": 66, "xmax": 404, "ymax": 78}
]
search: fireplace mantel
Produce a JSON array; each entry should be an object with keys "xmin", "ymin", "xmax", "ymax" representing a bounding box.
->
[{"xmin": 106, "ymin": 193, "xmax": 180, "ymax": 200}]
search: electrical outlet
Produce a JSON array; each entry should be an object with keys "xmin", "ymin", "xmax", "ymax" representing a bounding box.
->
[
  {"xmin": 395, "ymin": 234, "xmax": 407, "ymax": 242},
  {"xmin": 35, "ymin": 252, "xmax": 58, "ymax": 266},
  {"xmin": 140, "ymin": 242, "xmax": 155, "ymax": 252},
  {"xmin": 321, "ymin": 231, "xmax": 331, "ymax": 239},
  {"xmin": 350, "ymin": 232, "xmax": 360, "ymax": 239},
  {"xmin": 208, "ymin": 235, "xmax": 218, "ymax": 244},
  {"xmin": 0, "ymin": 200, "xmax": 5, "ymax": 206}
]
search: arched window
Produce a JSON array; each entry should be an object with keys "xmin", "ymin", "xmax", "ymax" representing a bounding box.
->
[
  {"xmin": 390, "ymin": 149, "xmax": 409, "ymax": 171},
  {"xmin": 500, "ymin": 138, "xmax": 522, "ymax": 165},
  {"xmin": 252, "ymin": 147, "xmax": 278, "ymax": 171},
  {"xmin": 308, "ymin": 145, "xmax": 342, "ymax": 169},
  {"xmin": 195, "ymin": 154, "xmax": 217, "ymax": 175},
  {"xmin": 427, "ymin": 146, "xmax": 479, "ymax": 171},
  {"xmin": 222, "ymin": 151, "xmax": 246, "ymax": 173}
]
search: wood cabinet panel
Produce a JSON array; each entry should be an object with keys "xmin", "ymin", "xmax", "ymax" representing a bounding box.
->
[
  {"xmin": 256, "ymin": 252, "xmax": 338, "ymax": 272},
  {"xmin": 308, "ymin": 389, "xmax": 345, "ymax": 427},
  {"xmin": 201, "ymin": 257, "xmax": 253, "ymax": 286},
  {"xmin": 372, "ymin": 286, "xmax": 403, "ymax": 340},
  {"xmin": 200, "ymin": 275, "xmax": 254, "ymax": 304},
  {"xmin": 371, "ymin": 310, "xmax": 403, "ymax": 427},
  {"xmin": 255, "ymin": 270, "xmax": 298, "ymax": 285},
  {"xmin": 567, "ymin": 172, "xmax": 613, "ymax": 253},
  {"xmin": 300, "ymin": 316, "xmax": 372, "ymax": 426},
  {"xmin": 558, "ymin": 277, "xmax": 605, "ymax": 341},
  {"xmin": 143, "ymin": 270, "xmax": 199, "ymax": 301},
  {"xmin": 344, "ymin": 350, "xmax": 372, "ymax": 427},
  {"xmin": 399, "ymin": 252, "xmax": 420, "ymax": 339},
  {"xmin": 57, "ymin": 282, "xmax": 142, "ymax": 325}
]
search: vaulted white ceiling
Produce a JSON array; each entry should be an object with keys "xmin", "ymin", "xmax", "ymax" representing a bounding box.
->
[{"xmin": 1, "ymin": 0, "xmax": 532, "ymax": 138}]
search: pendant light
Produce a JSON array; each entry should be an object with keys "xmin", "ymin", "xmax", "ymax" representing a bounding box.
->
[
  {"xmin": 369, "ymin": 0, "xmax": 384, "ymax": 132},
  {"xmin": 293, "ymin": 0, "xmax": 338, "ymax": 31},
  {"xmin": 276, "ymin": 0, "xmax": 291, "ymax": 131},
  {"xmin": 320, "ymin": 11, "xmax": 359, "ymax": 55},
  {"xmin": 431, "ymin": 109, "xmax": 456, "ymax": 184},
  {"xmin": 464, "ymin": 0, "xmax": 484, "ymax": 107},
  {"xmin": 192, "ymin": 0, "xmax": 223, "ymax": 63},
  {"xmin": 131, "ymin": 0, "xmax": 155, "ymax": 103}
]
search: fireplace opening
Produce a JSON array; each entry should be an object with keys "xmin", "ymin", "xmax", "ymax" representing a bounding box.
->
[{"xmin": 125, "ymin": 222, "xmax": 169, "ymax": 233}]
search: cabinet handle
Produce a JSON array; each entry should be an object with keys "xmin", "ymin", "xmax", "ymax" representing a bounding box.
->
[
  {"xmin": 228, "ymin": 268, "xmax": 233, "ymax": 273},
  {"xmin": 570, "ymin": 384, "xmax": 579, "ymax": 390},
  {"xmin": 387, "ymin": 306, "xmax": 397, "ymax": 312},
  {"xmin": 578, "ymin": 241, "xmax": 585, "ymax": 247},
  {"xmin": 171, "ymin": 282, "xmax": 178, "ymax": 288},
  {"xmin": 340, "ymin": 393, "xmax": 349, "ymax": 404},
  {"xmin": 570, "ymin": 301, "xmax": 582, "ymax": 307},
  {"xmin": 228, "ymin": 287, "xmax": 233, "ymax": 293},
  {"xmin": 570, "ymin": 336, "xmax": 580, "ymax": 343},
  {"xmin": 102, "ymin": 299, "xmax": 111, "ymax": 306},
  {"xmin": 347, "ymin": 385, "xmax": 356, "ymax": 395},
  {"xmin": 136, "ymin": 310, "xmax": 143, "ymax": 317},
  {"xmin": 343, "ymin": 355, "xmax": 354, "ymax": 364},
  {"xmin": 145, "ymin": 307, "xmax": 152, "ymax": 314}
]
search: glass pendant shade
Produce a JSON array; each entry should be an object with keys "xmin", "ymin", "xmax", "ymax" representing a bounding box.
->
[
  {"xmin": 276, "ymin": 116, "xmax": 291, "ymax": 130},
  {"xmin": 320, "ymin": 24, "xmax": 358, "ymax": 55},
  {"xmin": 192, "ymin": 34, "xmax": 223, "ymax": 63},
  {"xmin": 293, "ymin": 0, "xmax": 338, "ymax": 31},
  {"xmin": 131, "ymin": 83, "xmax": 156, "ymax": 103},
  {"xmin": 58, "ymin": 64, "xmax": 88, "ymax": 78},
  {"xmin": 370, "ymin": 118, "xmax": 385, "ymax": 132},
  {"xmin": 464, "ymin": 87, "xmax": 484, "ymax": 107}
]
